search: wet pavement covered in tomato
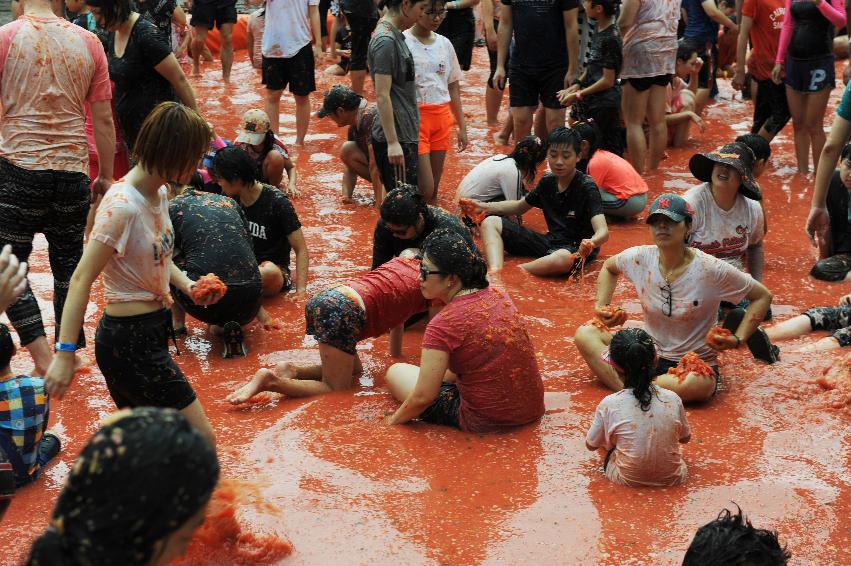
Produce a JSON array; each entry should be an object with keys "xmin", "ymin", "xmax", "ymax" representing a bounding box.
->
[{"xmin": 1, "ymin": 48, "xmax": 849, "ymax": 565}]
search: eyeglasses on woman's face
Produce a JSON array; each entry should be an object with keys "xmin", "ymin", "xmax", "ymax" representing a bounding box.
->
[{"xmin": 419, "ymin": 264, "xmax": 447, "ymax": 281}]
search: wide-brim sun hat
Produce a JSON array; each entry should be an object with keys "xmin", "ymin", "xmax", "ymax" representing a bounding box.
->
[{"xmin": 688, "ymin": 141, "xmax": 761, "ymax": 201}]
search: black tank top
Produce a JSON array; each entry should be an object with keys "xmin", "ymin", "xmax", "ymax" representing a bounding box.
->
[{"xmin": 789, "ymin": 0, "xmax": 835, "ymax": 60}]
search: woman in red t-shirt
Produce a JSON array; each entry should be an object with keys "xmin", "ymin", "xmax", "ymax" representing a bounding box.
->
[
  {"xmin": 384, "ymin": 230, "xmax": 545, "ymax": 433},
  {"xmin": 227, "ymin": 254, "xmax": 432, "ymax": 403}
]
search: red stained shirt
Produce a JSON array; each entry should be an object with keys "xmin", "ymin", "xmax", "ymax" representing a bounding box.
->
[
  {"xmin": 742, "ymin": 0, "xmax": 785, "ymax": 81},
  {"xmin": 422, "ymin": 286, "xmax": 545, "ymax": 433},
  {"xmin": 348, "ymin": 257, "xmax": 430, "ymax": 340}
]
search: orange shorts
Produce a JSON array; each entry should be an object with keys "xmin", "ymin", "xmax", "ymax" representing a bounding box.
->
[{"xmin": 418, "ymin": 103, "xmax": 454, "ymax": 155}]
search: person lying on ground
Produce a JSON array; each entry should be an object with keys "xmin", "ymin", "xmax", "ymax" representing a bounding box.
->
[
  {"xmin": 26, "ymin": 407, "xmax": 219, "ymax": 566},
  {"xmin": 384, "ymin": 230, "xmax": 545, "ymax": 432},
  {"xmin": 227, "ymin": 253, "xmax": 439, "ymax": 403},
  {"xmin": 585, "ymin": 328, "xmax": 691, "ymax": 487},
  {"xmin": 316, "ymin": 84, "xmax": 384, "ymax": 204},
  {"xmin": 212, "ymin": 146, "xmax": 309, "ymax": 296},
  {"xmin": 233, "ymin": 109, "xmax": 299, "ymax": 194},
  {"xmin": 574, "ymin": 120, "xmax": 648, "ymax": 219},
  {"xmin": 469, "ymin": 127, "xmax": 609, "ymax": 276},
  {"xmin": 574, "ymin": 194, "xmax": 775, "ymax": 403},
  {"xmin": 372, "ymin": 185, "xmax": 473, "ymax": 269},
  {"xmin": 0, "ymin": 324, "xmax": 61, "ymax": 488},
  {"xmin": 763, "ymin": 291, "xmax": 851, "ymax": 352}
]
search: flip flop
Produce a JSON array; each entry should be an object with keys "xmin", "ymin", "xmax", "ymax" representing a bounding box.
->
[{"xmin": 722, "ymin": 307, "xmax": 779, "ymax": 364}]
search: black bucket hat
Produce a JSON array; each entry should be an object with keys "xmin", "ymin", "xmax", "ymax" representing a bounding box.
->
[{"xmin": 688, "ymin": 142, "xmax": 761, "ymax": 201}]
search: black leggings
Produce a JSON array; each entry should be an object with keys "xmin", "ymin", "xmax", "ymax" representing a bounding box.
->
[{"xmin": 0, "ymin": 158, "xmax": 89, "ymax": 347}]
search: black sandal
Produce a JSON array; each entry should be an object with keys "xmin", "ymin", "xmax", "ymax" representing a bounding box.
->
[{"xmin": 222, "ymin": 321, "xmax": 247, "ymax": 359}]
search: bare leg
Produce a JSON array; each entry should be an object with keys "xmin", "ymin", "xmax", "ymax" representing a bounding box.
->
[
  {"xmin": 219, "ymin": 23, "xmax": 234, "ymax": 82},
  {"xmin": 694, "ymin": 88, "xmax": 711, "ymax": 115},
  {"xmin": 519, "ymin": 249, "xmax": 577, "ymax": 276},
  {"xmin": 480, "ymin": 215, "xmax": 505, "ymax": 271},
  {"xmin": 191, "ymin": 26, "xmax": 209, "ymax": 77},
  {"xmin": 652, "ymin": 371, "xmax": 717, "ymax": 402},
  {"xmin": 172, "ymin": 301, "xmax": 186, "ymax": 332},
  {"xmin": 533, "ymin": 105, "xmax": 548, "ymax": 140},
  {"xmin": 573, "ymin": 323, "xmax": 622, "ymax": 390},
  {"xmin": 259, "ymin": 261, "xmax": 285, "ymax": 296},
  {"xmin": 672, "ymin": 90, "xmax": 696, "ymax": 148},
  {"xmin": 765, "ymin": 314, "xmax": 814, "ymax": 342},
  {"xmin": 512, "ymin": 106, "xmax": 535, "ymax": 140},
  {"xmin": 294, "ymin": 93, "xmax": 311, "ymax": 146},
  {"xmin": 417, "ymin": 152, "xmax": 435, "ymax": 202},
  {"xmin": 429, "ymin": 150, "xmax": 447, "ymax": 202},
  {"xmin": 494, "ymin": 108, "xmax": 514, "ymax": 145},
  {"xmin": 262, "ymin": 150, "xmax": 286, "ymax": 187},
  {"xmin": 265, "ymin": 89, "xmax": 283, "ymax": 136},
  {"xmin": 27, "ymin": 337, "xmax": 54, "ymax": 377},
  {"xmin": 486, "ymin": 84, "xmax": 504, "ymax": 126},
  {"xmin": 340, "ymin": 141, "xmax": 371, "ymax": 179},
  {"xmin": 386, "ymin": 362, "xmax": 421, "ymax": 401},
  {"xmin": 646, "ymin": 84, "xmax": 668, "ymax": 171},
  {"xmin": 622, "ymin": 82, "xmax": 650, "ymax": 173},
  {"xmin": 786, "ymin": 87, "xmax": 810, "ymax": 173},
  {"xmin": 350, "ymin": 69, "xmax": 367, "ymax": 95},
  {"xmin": 543, "ymin": 107, "xmax": 566, "ymax": 139},
  {"xmin": 806, "ymin": 87, "xmax": 832, "ymax": 172},
  {"xmin": 800, "ymin": 336, "xmax": 842, "ymax": 352},
  {"xmin": 180, "ymin": 399, "xmax": 217, "ymax": 449}
]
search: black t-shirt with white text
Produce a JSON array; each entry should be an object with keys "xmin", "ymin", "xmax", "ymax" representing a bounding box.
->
[
  {"xmin": 524, "ymin": 171, "xmax": 603, "ymax": 247},
  {"xmin": 242, "ymin": 185, "xmax": 302, "ymax": 272}
]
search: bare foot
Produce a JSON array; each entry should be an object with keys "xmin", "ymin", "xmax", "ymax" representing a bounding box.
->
[
  {"xmin": 192, "ymin": 65, "xmax": 201, "ymax": 77},
  {"xmin": 493, "ymin": 131, "xmax": 509, "ymax": 145},
  {"xmin": 227, "ymin": 368, "xmax": 280, "ymax": 404}
]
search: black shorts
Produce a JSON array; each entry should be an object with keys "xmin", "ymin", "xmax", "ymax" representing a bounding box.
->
[
  {"xmin": 95, "ymin": 309, "xmax": 196, "ymax": 411},
  {"xmin": 752, "ymin": 77, "xmax": 790, "ymax": 135},
  {"xmin": 172, "ymin": 280, "xmax": 263, "ymax": 327},
  {"xmin": 509, "ymin": 65, "xmax": 566, "ymax": 109},
  {"xmin": 500, "ymin": 217, "xmax": 579, "ymax": 259},
  {"xmin": 305, "ymin": 287, "xmax": 366, "ymax": 355},
  {"xmin": 785, "ymin": 54, "xmax": 836, "ymax": 93},
  {"xmin": 811, "ymin": 253, "xmax": 851, "ymax": 282},
  {"xmin": 655, "ymin": 358, "xmax": 721, "ymax": 395},
  {"xmin": 625, "ymin": 74, "xmax": 672, "ymax": 92},
  {"xmin": 371, "ymin": 139, "xmax": 419, "ymax": 191},
  {"xmin": 487, "ymin": 19, "xmax": 509, "ymax": 89},
  {"xmin": 437, "ymin": 9, "xmax": 475, "ymax": 71},
  {"xmin": 190, "ymin": 0, "xmax": 237, "ymax": 30},
  {"xmin": 804, "ymin": 305, "xmax": 851, "ymax": 346},
  {"xmin": 262, "ymin": 43, "xmax": 316, "ymax": 95},
  {"xmin": 345, "ymin": 12, "xmax": 378, "ymax": 72},
  {"xmin": 419, "ymin": 383, "xmax": 461, "ymax": 428}
]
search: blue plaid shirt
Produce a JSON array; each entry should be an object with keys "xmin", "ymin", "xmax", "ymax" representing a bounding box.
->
[{"xmin": 0, "ymin": 376, "xmax": 49, "ymax": 479}]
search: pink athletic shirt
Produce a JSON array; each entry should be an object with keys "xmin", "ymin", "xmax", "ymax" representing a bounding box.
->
[{"xmin": 0, "ymin": 15, "xmax": 111, "ymax": 175}]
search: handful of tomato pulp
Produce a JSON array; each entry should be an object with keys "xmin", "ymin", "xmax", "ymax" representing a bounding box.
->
[
  {"xmin": 459, "ymin": 198, "xmax": 487, "ymax": 225},
  {"xmin": 706, "ymin": 326, "xmax": 734, "ymax": 349},
  {"xmin": 191, "ymin": 273, "xmax": 228, "ymax": 303},
  {"xmin": 668, "ymin": 352, "xmax": 715, "ymax": 382}
]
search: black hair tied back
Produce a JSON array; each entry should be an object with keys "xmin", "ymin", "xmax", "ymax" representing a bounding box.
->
[{"xmin": 609, "ymin": 328, "xmax": 657, "ymax": 411}]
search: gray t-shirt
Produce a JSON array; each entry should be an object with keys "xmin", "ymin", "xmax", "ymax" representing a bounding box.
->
[{"xmin": 367, "ymin": 20, "xmax": 419, "ymax": 144}]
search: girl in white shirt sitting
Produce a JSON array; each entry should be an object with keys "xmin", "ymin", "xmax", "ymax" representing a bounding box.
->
[{"xmin": 404, "ymin": 0, "xmax": 469, "ymax": 202}]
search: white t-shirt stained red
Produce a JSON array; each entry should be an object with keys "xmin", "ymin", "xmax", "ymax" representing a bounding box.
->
[{"xmin": 262, "ymin": 0, "xmax": 319, "ymax": 59}]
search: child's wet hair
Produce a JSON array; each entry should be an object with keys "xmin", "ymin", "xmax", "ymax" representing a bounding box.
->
[
  {"xmin": 841, "ymin": 142, "xmax": 851, "ymax": 163},
  {"xmin": 546, "ymin": 127, "xmax": 582, "ymax": 155},
  {"xmin": 380, "ymin": 184, "xmax": 427, "ymax": 227},
  {"xmin": 421, "ymin": 229, "xmax": 489, "ymax": 290},
  {"xmin": 677, "ymin": 38, "xmax": 701, "ymax": 62},
  {"xmin": 499, "ymin": 135, "xmax": 548, "ymax": 183},
  {"xmin": 682, "ymin": 505, "xmax": 791, "ymax": 565},
  {"xmin": 609, "ymin": 328, "xmax": 657, "ymax": 412},
  {"xmin": 0, "ymin": 323, "xmax": 13, "ymax": 369},
  {"xmin": 736, "ymin": 133, "xmax": 771, "ymax": 162},
  {"xmin": 572, "ymin": 121, "xmax": 600, "ymax": 163},
  {"xmin": 212, "ymin": 146, "xmax": 259, "ymax": 186}
]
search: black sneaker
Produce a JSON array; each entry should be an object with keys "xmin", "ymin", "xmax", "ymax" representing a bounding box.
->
[
  {"xmin": 37, "ymin": 433, "xmax": 61, "ymax": 467},
  {"xmin": 722, "ymin": 307, "xmax": 779, "ymax": 364},
  {"xmin": 222, "ymin": 321, "xmax": 247, "ymax": 358}
]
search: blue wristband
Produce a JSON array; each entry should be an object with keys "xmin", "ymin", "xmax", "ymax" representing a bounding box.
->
[{"xmin": 55, "ymin": 342, "xmax": 78, "ymax": 353}]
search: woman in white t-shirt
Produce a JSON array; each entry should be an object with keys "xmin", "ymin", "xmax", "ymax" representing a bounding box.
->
[
  {"xmin": 404, "ymin": 0, "xmax": 469, "ymax": 202},
  {"xmin": 586, "ymin": 328, "xmax": 691, "ymax": 487},
  {"xmin": 456, "ymin": 135, "xmax": 546, "ymax": 205},
  {"xmin": 44, "ymin": 102, "xmax": 223, "ymax": 447},
  {"xmin": 574, "ymin": 194, "xmax": 773, "ymax": 402}
]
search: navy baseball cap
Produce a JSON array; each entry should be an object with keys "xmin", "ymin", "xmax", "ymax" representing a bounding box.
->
[{"xmin": 646, "ymin": 194, "xmax": 695, "ymax": 224}]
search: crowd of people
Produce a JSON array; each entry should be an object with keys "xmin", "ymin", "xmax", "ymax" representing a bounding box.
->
[{"xmin": 9, "ymin": 0, "xmax": 851, "ymax": 561}]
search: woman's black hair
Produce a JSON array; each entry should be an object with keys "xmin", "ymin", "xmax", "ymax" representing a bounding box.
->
[
  {"xmin": 841, "ymin": 142, "xmax": 851, "ymax": 163},
  {"xmin": 421, "ymin": 229, "xmax": 489, "ymax": 290},
  {"xmin": 211, "ymin": 146, "xmax": 259, "ymax": 186},
  {"xmin": 497, "ymin": 135, "xmax": 547, "ymax": 184},
  {"xmin": 380, "ymin": 184, "xmax": 428, "ymax": 227},
  {"xmin": 27, "ymin": 407, "xmax": 219, "ymax": 566},
  {"xmin": 735, "ymin": 133, "xmax": 771, "ymax": 162},
  {"xmin": 546, "ymin": 126, "xmax": 582, "ymax": 155},
  {"xmin": 572, "ymin": 121, "xmax": 600, "ymax": 170},
  {"xmin": 677, "ymin": 38, "xmax": 701, "ymax": 62},
  {"xmin": 85, "ymin": 0, "xmax": 132, "ymax": 28},
  {"xmin": 609, "ymin": 328, "xmax": 657, "ymax": 411}
]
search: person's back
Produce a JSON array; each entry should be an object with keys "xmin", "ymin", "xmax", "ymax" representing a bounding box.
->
[
  {"xmin": 587, "ymin": 386, "xmax": 690, "ymax": 486},
  {"xmin": 457, "ymin": 155, "xmax": 523, "ymax": 202},
  {"xmin": 587, "ymin": 150, "xmax": 648, "ymax": 201},
  {"xmin": 683, "ymin": 0, "xmax": 720, "ymax": 43},
  {"xmin": 0, "ymin": 14, "xmax": 110, "ymax": 175},
  {"xmin": 422, "ymin": 285, "xmax": 545, "ymax": 432}
]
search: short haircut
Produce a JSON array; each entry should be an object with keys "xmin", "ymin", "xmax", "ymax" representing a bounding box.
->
[
  {"xmin": 841, "ymin": 142, "xmax": 851, "ymax": 163},
  {"xmin": 546, "ymin": 126, "xmax": 582, "ymax": 154},
  {"xmin": 678, "ymin": 38, "xmax": 701, "ymax": 62},
  {"xmin": 131, "ymin": 102, "xmax": 212, "ymax": 182},
  {"xmin": 380, "ymin": 184, "xmax": 427, "ymax": 227},
  {"xmin": 736, "ymin": 134, "xmax": 771, "ymax": 162},
  {"xmin": 212, "ymin": 146, "xmax": 260, "ymax": 186},
  {"xmin": 590, "ymin": 0, "xmax": 618, "ymax": 17},
  {"xmin": 85, "ymin": 0, "xmax": 132, "ymax": 29},
  {"xmin": 682, "ymin": 506, "xmax": 791, "ymax": 566},
  {"xmin": 0, "ymin": 324, "xmax": 13, "ymax": 370}
]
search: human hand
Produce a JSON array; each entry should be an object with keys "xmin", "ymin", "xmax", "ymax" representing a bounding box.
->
[
  {"xmin": 693, "ymin": 57, "xmax": 704, "ymax": 73},
  {"xmin": 688, "ymin": 112, "xmax": 706, "ymax": 132},
  {"xmin": 578, "ymin": 239, "xmax": 595, "ymax": 258},
  {"xmin": 732, "ymin": 70, "xmax": 746, "ymax": 91},
  {"xmin": 565, "ymin": 68, "xmax": 578, "ymax": 88},
  {"xmin": 706, "ymin": 326, "xmax": 739, "ymax": 350},
  {"xmin": 771, "ymin": 63, "xmax": 783, "ymax": 85},
  {"xmin": 594, "ymin": 304, "xmax": 627, "ymax": 327},
  {"xmin": 556, "ymin": 88, "xmax": 578, "ymax": 106},
  {"xmin": 805, "ymin": 206, "xmax": 830, "ymax": 245},
  {"xmin": 189, "ymin": 274, "xmax": 227, "ymax": 306},
  {"xmin": 493, "ymin": 66, "xmax": 507, "ymax": 90},
  {"xmin": 387, "ymin": 141, "xmax": 406, "ymax": 183},
  {"xmin": 485, "ymin": 27, "xmax": 498, "ymax": 52},
  {"xmin": 313, "ymin": 43, "xmax": 323, "ymax": 63},
  {"xmin": 457, "ymin": 127, "xmax": 468, "ymax": 152},
  {"xmin": 0, "ymin": 244, "xmax": 27, "ymax": 313},
  {"xmin": 44, "ymin": 354, "xmax": 75, "ymax": 400},
  {"xmin": 91, "ymin": 175, "xmax": 112, "ymax": 200}
]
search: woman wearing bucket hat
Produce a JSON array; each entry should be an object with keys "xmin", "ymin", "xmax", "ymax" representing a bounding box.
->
[
  {"xmin": 233, "ymin": 109, "xmax": 299, "ymax": 195},
  {"xmin": 684, "ymin": 141, "xmax": 766, "ymax": 279},
  {"xmin": 574, "ymin": 193, "xmax": 775, "ymax": 402}
]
